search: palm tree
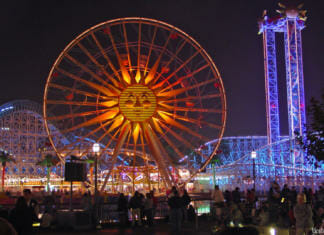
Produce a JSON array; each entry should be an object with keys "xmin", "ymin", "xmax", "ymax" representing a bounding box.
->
[
  {"xmin": 36, "ymin": 154, "xmax": 59, "ymax": 191},
  {"xmin": 0, "ymin": 151, "xmax": 15, "ymax": 192}
]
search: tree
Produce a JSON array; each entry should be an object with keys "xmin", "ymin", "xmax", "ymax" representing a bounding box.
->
[
  {"xmin": 296, "ymin": 90, "xmax": 324, "ymax": 164},
  {"xmin": 36, "ymin": 154, "xmax": 59, "ymax": 191},
  {"xmin": 0, "ymin": 151, "xmax": 15, "ymax": 192}
]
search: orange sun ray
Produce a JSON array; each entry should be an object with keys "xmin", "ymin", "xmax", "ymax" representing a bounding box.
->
[
  {"xmin": 61, "ymin": 108, "xmax": 119, "ymax": 133},
  {"xmin": 144, "ymin": 26, "xmax": 157, "ymax": 76},
  {"xmin": 46, "ymin": 109, "xmax": 109, "ymax": 121},
  {"xmin": 145, "ymin": 30, "xmax": 173, "ymax": 85},
  {"xmin": 56, "ymin": 67, "xmax": 119, "ymax": 97},
  {"xmin": 106, "ymin": 26, "xmax": 131, "ymax": 85},
  {"xmin": 135, "ymin": 22, "xmax": 142, "ymax": 83},
  {"xmin": 46, "ymin": 100, "xmax": 116, "ymax": 107},
  {"xmin": 122, "ymin": 22, "xmax": 133, "ymax": 75}
]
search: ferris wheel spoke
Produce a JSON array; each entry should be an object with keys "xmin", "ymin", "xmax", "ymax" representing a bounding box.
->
[
  {"xmin": 62, "ymin": 55, "xmax": 121, "ymax": 95},
  {"xmin": 48, "ymin": 83, "xmax": 106, "ymax": 99},
  {"xmin": 144, "ymin": 26, "xmax": 157, "ymax": 76},
  {"xmin": 142, "ymin": 123, "xmax": 173, "ymax": 187},
  {"xmin": 160, "ymin": 133, "xmax": 185, "ymax": 161},
  {"xmin": 46, "ymin": 100, "xmax": 103, "ymax": 107},
  {"xmin": 156, "ymin": 63, "xmax": 209, "ymax": 92},
  {"xmin": 56, "ymin": 67, "xmax": 119, "ymax": 97},
  {"xmin": 158, "ymin": 111, "xmax": 209, "ymax": 141},
  {"xmin": 158, "ymin": 121, "xmax": 207, "ymax": 160},
  {"xmin": 58, "ymin": 120, "xmax": 113, "ymax": 152},
  {"xmin": 159, "ymin": 102, "xmax": 222, "ymax": 113},
  {"xmin": 122, "ymin": 22, "xmax": 133, "ymax": 73},
  {"xmin": 106, "ymin": 27, "xmax": 131, "ymax": 85},
  {"xmin": 151, "ymin": 40, "xmax": 187, "ymax": 86},
  {"xmin": 90, "ymin": 32, "xmax": 124, "ymax": 86},
  {"xmin": 60, "ymin": 108, "xmax": 119, "ymax": 133},
  {"xmin": 77, "ymin": 42, "xmax": 121, "ymax": 89},
  {"xmin": 135, "ymin": 22, "xmax": 142, "ymax": 83},
  {"xmin": 152, "ymin": 49, "xmax": 201, "ymax": 90},
  {"xmin": 152, "ymin": 126, "xmax": 181, "ymax": 180},
  {"xmin": 157, "ymin": 77, "xmax": 218, "ymax": 97},
  {"xmin": 160, "ymin": 93, "xmax": 222, "ymax": 103},
  {"xmin": 100, "ymin": 122, "xmax": 131, "ymax": 191},
  {"xmin": 160, "ymin": 111, "xmax": 222, "ymax": 130},
  {"xmin": 106, "ymin": 114, "xmax": 125, "ymax": 134},
  {"xmin": 145, "ymin": 31, "xmax": 173, "ymax": 85},
  {"xmin": 46, "ymin": 109, "xmax": 108, "ymax": 121}
]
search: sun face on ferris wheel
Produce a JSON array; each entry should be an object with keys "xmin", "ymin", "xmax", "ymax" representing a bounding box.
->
[{"xmin": 44, "ymin": 17, "xmax": 226, "ymax": 186}]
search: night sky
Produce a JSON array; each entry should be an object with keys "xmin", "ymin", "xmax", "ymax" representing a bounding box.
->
[{"xmin": 1, "ymin": 0, "xmax": 323, "ymax": 137}]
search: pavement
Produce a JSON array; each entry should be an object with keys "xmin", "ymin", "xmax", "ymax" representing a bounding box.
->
[
  {"xmin": 35, "ymin": 220, "xmax": 212, "ymax": 235},
  {"xmin": 34, "ymin": 219, "xmax": 291, "ymax": 235}
]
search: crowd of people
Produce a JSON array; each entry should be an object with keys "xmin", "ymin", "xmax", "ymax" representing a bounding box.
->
[
  {"xmin": 210, "ymin": 182, "xmax": 324, "ymax": 235},
  {"xmin": 0, "ymin": 182, "xmax": 323, "ymax": 234}
]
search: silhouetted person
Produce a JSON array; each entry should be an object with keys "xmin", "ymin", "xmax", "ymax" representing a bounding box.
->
[
  {"xmin": 168, "ymin": 187, "xmax": 182, "ymax": 234},
  {"xmin": 9, "ymin": 197, "xmax": 33, "ymax": 235},
  {"xmin": 181, "ymin": 189, "xmax": 191, "ymax": 222},
  {"xmin": 224, "ymin": 190, "xmax": 232, "ymax": 205},
  {"xmin": 232, "ymin": 187, "xmax": 241, "ymax": 204},
  {"xmin": 23, "ymin": 189, "xmax": 38, "ymax": 220},
  {"xmin": 117, "ymin": 193, "xmax": 128, "ymax": 225},
  {"xmin": 143, "ymin": 193, "xmax": 153, "ymax": 226},
  {"xmin": 281, "ymin": 184, "xmax": 290, "ymax": 199},
  {"xmin": 129, "ymin": 191, "xmax": 142, "ymax": 226}
]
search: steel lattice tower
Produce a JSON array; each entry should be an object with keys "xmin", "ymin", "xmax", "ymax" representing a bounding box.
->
[{"xmin": 258, "ymin": 4, "xmax": 307, "ymax": 169}]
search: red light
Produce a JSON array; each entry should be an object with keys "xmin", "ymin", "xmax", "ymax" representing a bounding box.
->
[
  {"xmin": 213, "ymin": 82, "xmax": 220, "ymax": 88},
  {"xmin": 185, "ymin": 102, "xmax": 195, "ymax": 107},
  {"xmin": 52, "ymin": 72, "xmax": 59, "ymax": 77},
  {"xmin": 103, "ymin": 28, "xmax": 110, "ymax": 35},
  {"xmin": 161, "ymin": 67, "xmax": 170, "ymax": 74},
  {"xmin": 65, "ymin": 93, "xmax": 74, "ymax": 101},
  {"xmin": 170, "ymin": 33, "xmax": 178, "ymax": 39}
]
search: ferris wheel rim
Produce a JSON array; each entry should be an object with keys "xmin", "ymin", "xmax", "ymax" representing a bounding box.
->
[{"xmin": 43, "ymin": 17, "xmax": 227, "ymax": 187}]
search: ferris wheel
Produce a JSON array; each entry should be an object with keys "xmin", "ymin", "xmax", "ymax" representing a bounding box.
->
[{"xmin": 44, "ymin": 17, "xmax": 226, "ymax": 190}]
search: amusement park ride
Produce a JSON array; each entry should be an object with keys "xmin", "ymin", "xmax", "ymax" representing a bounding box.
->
[{"xmin": 0, "ymin": 3, "xmax": 322, "ymax": 193}]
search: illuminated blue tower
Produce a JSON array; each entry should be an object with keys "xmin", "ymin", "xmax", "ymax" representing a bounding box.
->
[{"xmin": 258, "ymin": 3, "xmax": 307, "ymax": 170}]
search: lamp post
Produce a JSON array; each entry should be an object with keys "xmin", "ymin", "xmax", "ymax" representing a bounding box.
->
[
  {"xmin": 92, "ymin": 143, "xmax": 100, "ymax": 198},
  {"xmin": 251, "ymin": 151, "xmax": 257, "ymax": 191}
]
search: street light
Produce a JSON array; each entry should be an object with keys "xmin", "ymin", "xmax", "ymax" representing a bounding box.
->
[
  {"xmin": 92, "ymin": 143, "xmax": 100, "ymax": 198},
  {"xmin": 251, "ymin": 151, "xmax": 257, "ymax": 191}
]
